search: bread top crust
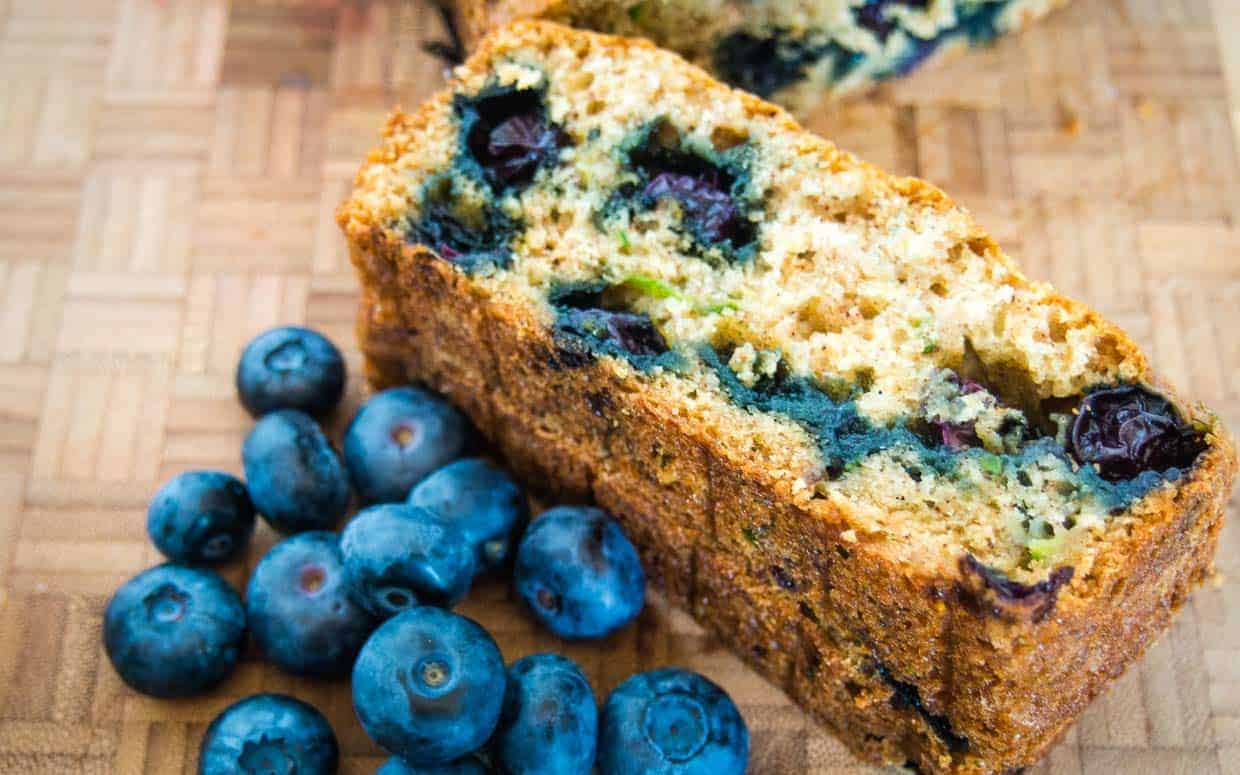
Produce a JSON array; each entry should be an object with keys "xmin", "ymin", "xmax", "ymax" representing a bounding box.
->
[{"xmin": 339, "ymin": 20, "xmax": 1235, "ymax": 594}]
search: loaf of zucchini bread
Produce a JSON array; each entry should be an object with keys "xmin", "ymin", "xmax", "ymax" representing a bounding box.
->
[
  {"xmin": 454, "ymin": 0, "xmax": 1070, "ymax": 111},
  {"xmin": 338, "ymin": 21, "xmax": 1235, "ymax": 774}
]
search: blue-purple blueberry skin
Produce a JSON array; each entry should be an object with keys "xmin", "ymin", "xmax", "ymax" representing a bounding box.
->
[
  {"xmin": 242, "ymin": 409, "xmax": 351, "ymax": 534},
  {"xmin": 491, "ymin": 653, "xmax": 598, "ymax": 775},
  {"xmin": 514, "ymin": 506, "xmax": 645, "ymax": 640},
  {"xmin": 598, "ymin": 668, "xmax": 748, "ymax": 775},
  {"xmin": 146, "ymin": 470, "xmax": 255, "ymax": 565},
  {"xmin": 352, "ymin": 607, "xmax": 506, "ymax": 766},
  {"xmin": 376, "ymin": 756, "xmax": 489, "ymax": 775},
  {"xmin": 235, "ymin": 326, "xmax": 346, "ymax": 419},
  {"xmin": 198, "ymin": 693, "xmax": 339, "ymax": 775},
  {"xmin": 343, "ymin": 387, "xmax": 473, "ymax": 504},
  {"xmin": 103, "ymin": 564, "xmax": 245, "ymax": 698},
  {"xmin": 340, "ymin": 504, "xmax": 477, "ymax": 617},
  {"xmin": 245, "ymin": 532, "xmax": 376, "ymax": 678},
  {"xmin": 408, "ymin": 458, "xmax": 528, "ymax": 572}
]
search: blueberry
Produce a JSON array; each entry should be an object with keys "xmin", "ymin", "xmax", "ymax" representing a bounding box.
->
[
  {"xmin": 558, "ymin": 308, "xmax": 669, "ymax": 357},
  {"xmin": 147, "ymin": 470, "xmax": 255, "ymax": 565},
  {"xmin": 935, "ymin": 421, "xmax": 980, "ymax": 452},
  {"xmin": 514, "ymin": 506, "xmax": 646, "ymax": 640},
  {"xmin": 409, "ymin": 177, "xmax": 520, "ymax": 273},
  {"xmin": 103, "ymin": 564, "xmax": 245, "ymax": 698},
  {"xmin": 713, "ymin": 31, "xmax": 816, "ymax": 99},
  {"xmin": 1069, "ymin": 384, "xmax": 1206, "ymax": 481},
  {"xmin": 352, "ymin": 607, "xmax": 506, "ymax": 766},
  {"xmin": 242, "ymin": 409, "xmax": 351, "ymax": 534},
  {"xmin": 598, "ymin": 668, "xmax": 748, "ymax": 775},
  {"xmin": 854, "ymin": 0, "xmax": 897, "ymax": 42},
  {"xmin": 459, "ymin": 88, "xmax": 568, "ymax": 190},
  {"xmin": 340, "ymin": 504, "xmax": 477, "ymax": 616},
  {"xmin": 246, "ymin": 532, "xmax": 376, "ymax": 677},
  {"xmin": 643, "ymin": 171, "xmax": 742, "ymax": 246},
  {"xmin": 377, "ymin": 756, "xmax": 489, "ymax": 775},
  {"xmin": 235, "ymin": 326, "xmax": 346, "ymax": 419},
  {"xmin": 408, "ymin": 458, "xmax": 529, "ymax": 572},
  {"xmin": 491, "ymin": 653, "xmax": 598, "ymax": 775},
  {"xmin": 199, "ymin": 693, "xmax": 339, "ymax": 775},
  {"xmin": 343, "ymin": 387, "xmax": 473, "ymax": 503},
  {"xmin": 483, "ymin": 113, "xmax": 566, "ymax": 186}
]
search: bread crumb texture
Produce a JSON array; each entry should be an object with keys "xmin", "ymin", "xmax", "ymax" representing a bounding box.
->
[{"xmin": 340, "ymin": 21, "xmax": 1229, "ymax": 585}]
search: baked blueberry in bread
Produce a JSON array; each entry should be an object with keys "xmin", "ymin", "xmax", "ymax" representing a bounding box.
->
[
  {"xmin": 454, "ymin": 0, "xmax": 1071, "ymax": 111},
  {"xmin": 338, "ymin": 22, "xmax": 1236, "ymax": 774}
]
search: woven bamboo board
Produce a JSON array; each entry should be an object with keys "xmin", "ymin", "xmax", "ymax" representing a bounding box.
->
[{"xmin": 0, "ymin": 0, "xmax": 1237, "ymax": 772}]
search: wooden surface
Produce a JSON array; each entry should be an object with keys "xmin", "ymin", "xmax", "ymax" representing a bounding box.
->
[{"xmin": 0, "ymin": 0, "xmax": 1238, "ymax": 772}]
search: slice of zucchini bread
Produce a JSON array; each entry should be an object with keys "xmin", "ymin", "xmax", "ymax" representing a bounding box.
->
[
  {"xmin": 455, "ymin": 0, "xmax": 1070, "ymax": 112},
  {"xmin": 339, "ymin": 21, "xmax": 1236, "ymax": 774}
]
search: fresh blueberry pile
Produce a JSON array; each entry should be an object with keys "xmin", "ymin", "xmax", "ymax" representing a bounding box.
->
[{"xmin": 100, "ymin": 324, "xmax": 750, "ymax": 774}]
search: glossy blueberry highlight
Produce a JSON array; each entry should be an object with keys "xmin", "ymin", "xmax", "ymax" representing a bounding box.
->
[
  {"xmin": 514, "ymin": 506, "xmax": 646, "ymax": 640},
  {"xmin": 492, "ymin": 653, "xmax": 598, "ymax": 775},
  {"xmin": 242, "ymin": 409, "xmax": 351, "ymax": 534},
  {"xmin": 1069, "ymin": 384, "xmax": 1206, "ymax": 481},
  {"xmin": 598, "ymin": 668, "xmax": 748, "ymax": 775},
  {"xmin": 341, "ymin": 504, "xmax": 477, "ymax": 616},
  {"xmin": 352, "ymin": 607, "xmax": 506, "ymax": 766},
  {"xmin": 376, "ymin": 756, "xmax": 489, "ymax": 775},
  {"xmin": 246, "ymin": 532, "xmax": 376, "ymax": 677},
  {"xmin": 199, "ymin": 693, "xmax": 339, "ymax": 775},
  {"xmin": 103, "ymin": 564, "xmax": 245, "ymax": 698},
  {"xmin": 344, "ymin": 387, "xmax": 473, "ymax": 503},
  {"xmin": 147, "ymin": 470, "xmax": 255, "ymax": 564},
  {"xmin": 408, "ymin": 458, "xmax": 528, "ymax": 572},
  {"xmin": 235, "ymin": 326, "xmax": 346, "ymax": 419}
]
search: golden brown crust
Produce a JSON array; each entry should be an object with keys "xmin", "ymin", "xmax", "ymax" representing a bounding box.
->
[
  {"xmin": 339, "ymin": 21, "xmax": 1238, "ymax": 774},
  {"xmin": 352, "ymin": 244, "xmax": 1234, "ymax": 773}
]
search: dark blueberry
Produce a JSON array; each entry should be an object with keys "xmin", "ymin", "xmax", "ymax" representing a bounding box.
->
[
  {"xmin": 598, "ymin": 668, "xmax": 748, "ymax": 775},
  {"xmin": 235, "ymin": 326, "xmax": 346, "ymax": 419},
  {"xmin": 340, "ymin": 504, "xmax": 477, "ymax": 616},
  {"xmin": 343, "ymin": 387, "xmax": 473, "ymax": 504},
  {"xmin": 408, "ymin": 458, "xmax": 529, "ymax": 572},
  {"xmin": 242, "ymin": 409, "xmax": 351, "ymax": 534},
  {"xmin": 713, "ymin": 31, "xmax": 816, "ymax": 98},
  {"xmin": 246, "ymin": 532, "xmax": 376, "ymax": 677},
  {"xmin": 408, "ymin": 177, "xmax": 520, "ymax": 273},
  {"xmin": 643, "ymin": 171, "xmax": 743, "ymax": 246},
  {"xmin": 958, "ymin": 554, "xmax": 1074, "ymax": 623},
  {"xmin": 352, "ymin": 607, "xmax": 506, "ymax": 766},
  {"xmin": 854, "ymin": 0, "xmax": 897, "ymax": 42},
  {"xmin": 103, "ymin": 564, "xmax": 245, "ymax": 698},
  {"xmin": 459, "ymin": 88, "xmax": 567, "ymax": 189},
  {"xmin": 484, "ymin": 114, "xmax": 566, "ymax": 185},
  {"xmin": 147, "ymin": 470, "xmax": 255, "ymax": 564},
  {"xmin": 491, "ymin": 653, "xmax": 598, "ymax": 775},
  {"xmin": 199, "ymin": 693, "xmax": 339, "ymax": 775},
  {"xmin": 1068, "ymin": 385, "xmax": 1206, "ymax": 481},
  {"xmin": 936, "ymin": 421, "xmax": 980, "ymax": 451},
  {"xmin": 558, "ymin": 308, "xmax": 668, "ymax": 357},
  {"xmin": 377, "ymin": 756, "xmax": 489, "ymax": 775},
  {"xmin": 514, "ymin": 506, "xmax": 646, "ymax": 640}
]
